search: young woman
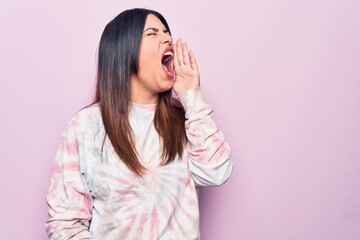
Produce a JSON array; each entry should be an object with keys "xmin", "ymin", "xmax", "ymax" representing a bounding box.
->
[{"xmin": 46, "ymin": 8, "xmax": 233, "ymax": 240}]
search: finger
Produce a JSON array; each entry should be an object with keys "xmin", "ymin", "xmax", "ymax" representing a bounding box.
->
[
  {"xmin": 173, "ymin": 45, "xmax": 180, "ymax": 68},
  {"xmin": 189, "ymin": 50, "xmax": 198, "ymax": 70},
  {"xmin": 182, "ymin": 42, "xmax": 190, "ymax": 65},
  {"xmin": 176, "ymin": 39, "xmax": 184, "ymax": 65}
]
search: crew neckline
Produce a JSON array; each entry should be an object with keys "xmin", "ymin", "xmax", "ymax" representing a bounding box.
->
[{"xmin": 130, "ymin": 102, "xmax": 158, "ymax": 111}]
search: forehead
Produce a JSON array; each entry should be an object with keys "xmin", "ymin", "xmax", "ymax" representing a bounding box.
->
[{"xmin": 144, "ymin": 14, "xmax": 165, "ymax": 29}]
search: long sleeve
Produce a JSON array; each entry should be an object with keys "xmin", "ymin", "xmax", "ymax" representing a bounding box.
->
[
  {"xmin": 45, "ymin": 125, "xmax": 93, "ymax": 240},
  {"xmin": 179, "ymin": 87, "xmax": 234, "ymax": 187}
]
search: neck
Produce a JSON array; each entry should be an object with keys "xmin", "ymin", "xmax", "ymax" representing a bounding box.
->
[
  {"xmin": 130, "ymin": 75, "xmax": 159, "ymax": 104},
  {"xmin": 130, "ymin": 90, "xmax": 159, "ymax": 104}
]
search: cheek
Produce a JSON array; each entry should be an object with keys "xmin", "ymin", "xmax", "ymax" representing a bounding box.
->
[
  {"xmin": 138, "ymin": 51, "xmax": 159, "ymax": 76},
  {"xmin": 141, "ymin": 41, "xmax": 159, "ymax": 60},
  {"xmin": 138, "ymin": 57, "xmax": 151, "ymax": 77}
]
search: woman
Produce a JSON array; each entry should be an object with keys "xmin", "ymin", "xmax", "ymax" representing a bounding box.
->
[{"xmin": 46, "ymin": 8, "xmax": 233, "ymax": 240}]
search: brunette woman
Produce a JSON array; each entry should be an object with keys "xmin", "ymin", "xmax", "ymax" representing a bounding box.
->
[{"xmin": 46, "ymin": 8, "xmax": 233, "ymax": 240}]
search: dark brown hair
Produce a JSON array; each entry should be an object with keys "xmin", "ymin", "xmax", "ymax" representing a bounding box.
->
[{"xmin": 94, "ymin": 8, "xmax": 187, "ymax": 176}]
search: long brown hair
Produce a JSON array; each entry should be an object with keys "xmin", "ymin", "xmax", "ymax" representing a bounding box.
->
[{"xmin": 93, "ymin": 8, "xmax": 187, "ymax": 176}]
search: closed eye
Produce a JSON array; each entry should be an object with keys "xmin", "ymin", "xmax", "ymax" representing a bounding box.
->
[{"xmin": 144, "ymin": 27, "xmax": 158, "ymax": 36}]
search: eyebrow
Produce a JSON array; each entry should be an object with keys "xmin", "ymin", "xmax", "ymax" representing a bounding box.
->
[
  {"xmin": 143, "ymin": 27, "xmax": 169, "ymax": 33},
  {"xmin": 143, "ymin": 27, "xmax": 159, "ymax": 33}
]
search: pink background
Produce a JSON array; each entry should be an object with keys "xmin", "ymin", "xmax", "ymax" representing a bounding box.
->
[{"xmin": 1, "ymin": 0, "xmax": 359, "ymax": 239}]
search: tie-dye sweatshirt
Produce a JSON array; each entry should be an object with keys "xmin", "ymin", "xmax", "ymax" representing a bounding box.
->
[{"xmin": 45, "ymin": 87, "xmax": 233, "ymax": 240}]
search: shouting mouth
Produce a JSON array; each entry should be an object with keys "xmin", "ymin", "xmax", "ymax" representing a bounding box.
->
[{"xmin": 161, "ymin": 48, "xmax": 175, "ymax": 78}]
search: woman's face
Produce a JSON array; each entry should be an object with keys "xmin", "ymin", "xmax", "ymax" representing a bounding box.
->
[{"xmin": 130, "ymin": 14, "xmax": 174, "ymax": 103}]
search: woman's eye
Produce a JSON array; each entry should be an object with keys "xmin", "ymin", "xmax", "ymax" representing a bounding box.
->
[{"xmin": 147, "ymin": 33, "xmax": 157, "ymax": 36}]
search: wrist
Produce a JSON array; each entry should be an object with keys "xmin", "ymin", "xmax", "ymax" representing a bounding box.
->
[{"xmin": 178, "ymin": 87, "xmax": 207, "ymax": 116}]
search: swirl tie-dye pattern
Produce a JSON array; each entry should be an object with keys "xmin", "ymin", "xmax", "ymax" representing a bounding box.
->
[{"xmin": 46, "ymin": 88, "xmax": 233, "ymax": 240}]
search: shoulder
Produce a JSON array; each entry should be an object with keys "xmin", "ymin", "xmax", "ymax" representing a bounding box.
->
[{"xmin": 64, "ymin": 104, "xmax": 103, "ymax": 136}]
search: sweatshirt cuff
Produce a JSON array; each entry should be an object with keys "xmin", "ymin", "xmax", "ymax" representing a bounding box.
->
[{"xmin": 178, "ymin": 87, "xmax": 208, "ymax": 117}]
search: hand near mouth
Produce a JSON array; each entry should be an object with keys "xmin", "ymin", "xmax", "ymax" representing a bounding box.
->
[{"xmin": 173, "ymin": 38, "xmax": 200, "ymax": 95}]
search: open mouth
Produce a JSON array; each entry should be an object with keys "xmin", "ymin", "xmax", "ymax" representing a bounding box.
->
[{"xmin": 161, "ymin": 49, "xmax": 174, "ymax": 78}]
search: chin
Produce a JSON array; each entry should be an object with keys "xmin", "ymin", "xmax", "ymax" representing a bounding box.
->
[{"xmin": 158, "ymin": 80, "xmax": 173, "ymax": 93}]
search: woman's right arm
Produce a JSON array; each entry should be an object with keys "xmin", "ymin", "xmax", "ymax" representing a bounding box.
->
[{"xmin": 45, "ymin": 126, "xmax": 93, "ymax": 240}]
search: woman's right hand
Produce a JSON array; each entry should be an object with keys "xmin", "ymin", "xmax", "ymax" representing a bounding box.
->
[{"xmin": 172, "ymin": 38, "xmax": 200, "ymax": 95}]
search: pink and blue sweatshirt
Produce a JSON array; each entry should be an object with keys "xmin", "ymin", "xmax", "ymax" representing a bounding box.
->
[{"xmin": 45, "ymin": 88, "xmax": 233, "ymax": 240}]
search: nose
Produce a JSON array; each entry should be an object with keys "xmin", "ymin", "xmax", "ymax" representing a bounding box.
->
[{"xmin": 162, "ymin": 34, "xmax": 173, "ymax": 46}]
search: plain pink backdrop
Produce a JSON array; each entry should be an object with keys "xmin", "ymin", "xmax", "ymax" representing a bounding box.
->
[{"xmin": 1, "ymin": 0, "xmax": 359, "ymax": 239}]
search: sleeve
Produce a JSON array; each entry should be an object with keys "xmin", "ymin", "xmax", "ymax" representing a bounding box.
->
[
  {"xmin": 45, "ymin": 125, "xmax": 93, "ymax": 240},
  {"xmin": 178, "ymin": 87, "xmax": 234, "ymax": 187}
]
